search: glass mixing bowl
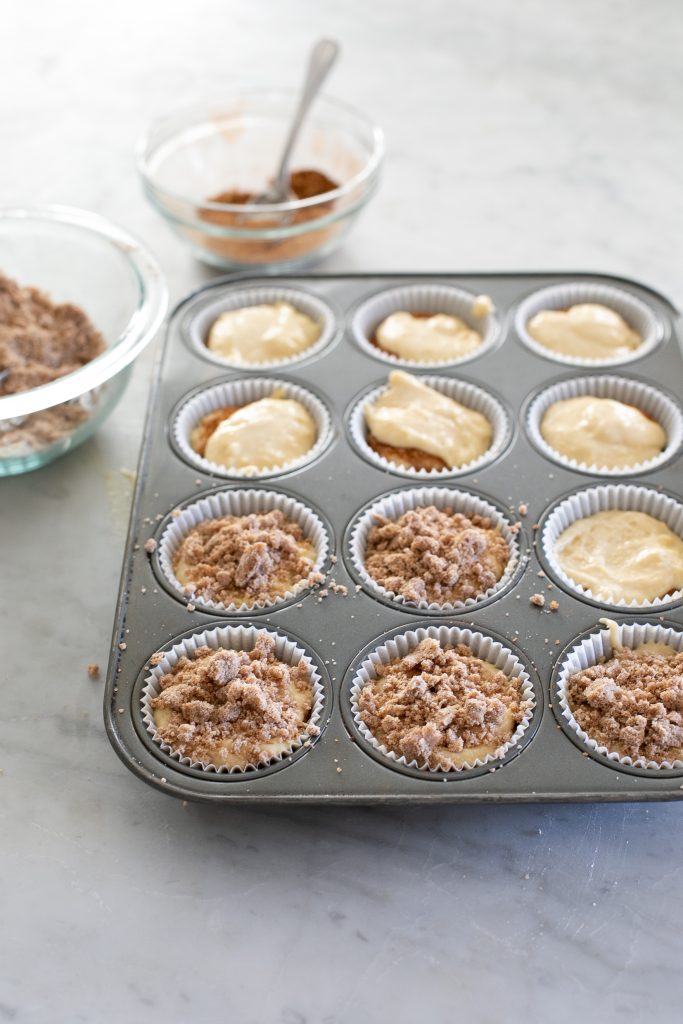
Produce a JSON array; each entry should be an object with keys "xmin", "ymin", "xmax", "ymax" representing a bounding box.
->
[
  {"xmin": 138, "ymin": 90, "xmax": 384, "ymax": 271},
  {"xmin": 0, "ymin": 206, "xmax": 167, "ymax": 476}
]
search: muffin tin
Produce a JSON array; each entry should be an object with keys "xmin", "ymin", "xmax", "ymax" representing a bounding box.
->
[{"xmin": 104, "ymin": 272, "xmax": 683, "ymax": 803}]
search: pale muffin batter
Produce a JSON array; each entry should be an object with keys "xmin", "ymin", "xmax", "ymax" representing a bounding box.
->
[
  {"xmin": 554, "ymin": 510, "xmax": 683, "ymax": 603},
  {"xmin": 364, "ymin": 370, "xmax": 492, "ymax": 469},
  {"xmin": 203, "ymin": 397, "xmax": 316, "ymax": 472},
  {"xmin": 206, "ymin": 302, "xmax": 321, "ymax": 365},
  {"xmin": 540, "ymin": 395, "xmax": 666, "ymax": 468},
  {"xmin": 375, "ymin": 311, "xmax": 482, "ymax": 362},
  {"xmin": 527, "ymin": 303, "xmax": 642, "ymax": 360}
]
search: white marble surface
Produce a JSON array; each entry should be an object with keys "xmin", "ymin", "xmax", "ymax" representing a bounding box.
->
[{"xmin": 2, "ymin": 1, "xmax": 683, "ymax": 1020}]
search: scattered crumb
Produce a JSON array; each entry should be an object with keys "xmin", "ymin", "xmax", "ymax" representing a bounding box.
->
[
  {"xmin": 336, "ymin": 766, "xmax": 343, "ymax": 774},
  {"xmin": 187, "ymin": 602, "xmax": 196, "ymax": 612},
  {"xmin": 144, "ymin": 538, "xmax": 157, "ymax": 554},
  {"xmin": 518, "ymin": 503, "xmax": 528, "ymax": 516},
  {"xmin": 537, "ymin": 570, "xmax": 545, "ymax": 578},
  {"xmin": 549, "ymin": 599, "xmax": 559, "ymax": 611},
  {"xmin": 87, "ymin": 663, "xmax": 100, "ymax": 679},
  {"xmin": 118, "ymin": 642, "xmax": 127, "ymax": 651},
  {"xmin": 530, "ymin": 593, "xmax": 545, "ymax": 608},
  {"xmin": 149, "ymin": 652, "xmax": 164, "ymax": 666}
]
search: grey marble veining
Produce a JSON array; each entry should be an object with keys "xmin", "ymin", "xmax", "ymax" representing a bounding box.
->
[{"xmin": 1, "ymin": 0, "xmax": 683, "ymax": 1020}]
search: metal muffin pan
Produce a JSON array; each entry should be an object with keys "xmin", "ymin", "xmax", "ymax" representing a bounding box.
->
[{"xmin": 104, "ymin": 272, "xmax": 683, "ymax": 803}]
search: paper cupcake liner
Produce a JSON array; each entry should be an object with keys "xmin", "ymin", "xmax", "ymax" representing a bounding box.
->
[
  {"xmin": 349, "ymin": 624, "xmax": 536, "ymax": 773},
  {"xmin": 514, "ymin": 281, "xmax": 664, "ymax": 367},
  {"xmin": 555, "ymin": 621, "xmax": 683, "ymax": 771},
  {"xmin": 173, "ymin": 376, "xmax": 333, "ymax": 479},
  {"xmin": 348, "ymin": 375, "xmax": 511, "ymax": 479},
  {"xmin": 141, "ymin": 624, "xmax": 325, "ymax": 774},
  {"xmin": 184, "ymin": 285, "xmax": 336, "ymax": 370},
  {"xmin": 526, "ymin": 374, "xmax": 683, "ymax": 476},
  {"xmin": 348, "ymin": 486, "xmax": 521, "ymax": 612},
  {"xmin": 540, "ymin": 484, "xmax": 683, "ymax": 609},
  {"xmin": 156, "ymin": 488, "xmax": 330, "ymax": 613},
  {"xmin": 350, "ymin": 284, "xmax": 499, "ymax": 369}
]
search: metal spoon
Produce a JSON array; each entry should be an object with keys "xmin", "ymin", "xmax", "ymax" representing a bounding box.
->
[{"xmin": 251, "ymin": 38, "xmax": 340, "ymax": 205}]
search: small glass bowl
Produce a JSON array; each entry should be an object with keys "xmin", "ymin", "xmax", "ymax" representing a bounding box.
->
[
  {"xmin": 137, "ymin": 90, "xmax": 384, "ymax": 271},
  {"xmin": 0, "ymin": 206, "xmax": 167, "ymax": 476}
]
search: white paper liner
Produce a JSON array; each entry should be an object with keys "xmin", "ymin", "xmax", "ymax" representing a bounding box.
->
[
  {"xmin": 141, "ymin": 624, "xmax": 325, "ymax": 774},
  {"xmin": 185, "ymin": 285, "xmax": 336, "ymax": 370},
  {"xmin": 173, "ymin": 377, "xmax": 333, "ymax": 479},
  {"xmin": 541, "ymin": 484, "xmax": 683, "ymax": 609},
  {"xmin": 556, "ymin": 621, "xmax": 683, "ymax": 771},
  {"xmin": 348, "ymin": 486, "xmax": 521, "ymax": 611},
  {"xmin": 514, "ymin": 281, "xmax": 663, "ymax": 367},
  {"xmin": 156, "ymin": 488, "xmax": 330, "ymax": 613},
  {"xmin": 349, "ymin": 625, "xmax": 536, "ymax": 773},
  {"xmin": 526, "ymin": 375, "xmax": 683, "ymax": 476},
  {"xmin": 351, "ymin": 284, "xmax": 499, "ymax": 368},
  {"xmin": 348, "ymin": 375, "xmax": 511, "ymax": 479}
]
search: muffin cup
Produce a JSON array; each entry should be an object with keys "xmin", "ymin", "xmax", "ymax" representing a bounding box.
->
[
  {"xmin": 348, "ymin": 375, "xmax": 511, "ymax": 479},
  {"xmin": 347, "ymin": 486, "xmax": 522, "ymax": 612},
  {"xmin": 351, "ymin": 283, "xmax": 499, "ymax": 368},
  {"xmin": 555, "ymin": 620, "xmax": 683, "ymax": 771},
  {"xmin": 156, "ymin": 488, "xmax": 330, "ymax": 613},
  {"xmin": 141, "ymin": 624, "xmax": 325, "ymax": 774},
  {"xmin": 514, "ymin": 281, "xmax": 664, "ymax": 367},
  {"xmin": 526, "ymin": 374, "xmax": 683, "ymax": 476},
  {"xmin": 184, "ymin": 285, "xmax": 337, "ymax": 370},
  {"xmin": 540, "ymin": 484, "xmax": 683, "ymax": 609},
  {"xmin": 172, "ymin": 376, "xmax": 333, "ymax": 479},
  {"xmin": 349, "ymin": 624, "xmax": 536, "ymax": 774}
]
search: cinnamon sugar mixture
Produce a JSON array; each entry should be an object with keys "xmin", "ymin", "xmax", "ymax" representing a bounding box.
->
[
  {"xmin": 567, "ymin": 647, "xmax": 683, "ymax": 762},
  {"xmin": 0, "ymin": 272, "xmax": 105, "ymax": 451},
  {"xmin": 364, "ymin": 505, "xmax": 510, "ymax": 605},
  {"xmin": 172, "ymin": 509, "xmax": 317, "ymax": 607},
  {"xmin": 357, "ymin": 637, "xmax": 527, "ymax": 769},
  {"xmin": 151, "ymin": 634, "xmax": 318, "ymax": 769}
]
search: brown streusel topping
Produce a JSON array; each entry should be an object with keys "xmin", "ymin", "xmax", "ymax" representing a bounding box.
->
[
  {"xmin": 364, "ymin": 505, "xmax": 510, "ymax": 605},
  {"xmin": 151, "ymin": 634, "xmax": 318, "ymax": 768},
  {"xmin": 567, "ymin": 646, "xmax": 683, "ymax": 763},
  {"xmin": 0, "ymin": 272, "xmax": 106, "ymax": 452},
  {"xmin": 189, "ymin": 406, "xmax": 240, "ymax": 457},
  {"xmin": 357, "ymin": 637, "xmax": 527, "ymax": 769},
  {"xmin": 366, "ymin": 433, "xmax": 448, "ymax": 471},
  {"xmin": 172, "ymin": 509, "xmax": 318, "ymax": 607}
]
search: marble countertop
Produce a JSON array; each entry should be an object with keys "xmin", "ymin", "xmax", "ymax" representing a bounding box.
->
[{"xmin": 1, "ymin": 0, "xmax": 682, "ymax": 1020}]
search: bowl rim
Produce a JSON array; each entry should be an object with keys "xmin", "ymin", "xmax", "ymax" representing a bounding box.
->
[
  {"xmin": 0, "ymin": 205, "xmax": 168, "ymax": 420},
  {"xmin": 137, "ymin": 88, "xmax": 385, "ymax": 215}
]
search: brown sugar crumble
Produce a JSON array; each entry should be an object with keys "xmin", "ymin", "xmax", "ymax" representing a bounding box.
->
[
  {"xmin": 172, "ymin": 509, "xmax": 318, "ymax": 607},
  {"xmin": 366, "ymin": 434, "xmax": 448, "ymax": 472},
  {"xmin": 151, "ymin": 634, "xmax": 317, "ymax": 768},
  {"xmin": 144, "ymin": 538, "xmax": 157, "ymax": 555},
  {"xmin": 0, "ymin": 272, "xmax": 105, "ymax": 452},
  {"xmin": 87, "ymin": 663, "xmax": 100, "ymax": 679},
  {"xmin": 357, "ymin": 638, "xmax": 527, "ymax": 770},
  {"xmin": 364, "ymin": 505, "xmax": 510, "ymax": 605},
  {"xmin": 567, "ymin": 646, "xmax": 683, "ymax": 763},
  {"xmin": 530, "ymin": 593, "xmax": 546, "ymax": 607}
]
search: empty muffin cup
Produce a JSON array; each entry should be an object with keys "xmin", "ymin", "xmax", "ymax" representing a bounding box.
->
[
  {"xmin": 349, "ymin": 624, "xmax": 536, "ymax": 774},
  {"xmin": 554, "ymin": 620, "xmax": 683, "ymax": 772},
  {"xmin": 184, "ymin": 285, "xmax": 337, "ymax": 370},
  {"xmin": 526, "ymin": 374, "xmax": 683, "ymax": 476},
  {"xmin": 155, "ymin": 488, "xmax": 331, "ymax": 613},
  {"xmin": 351, "ymin": 283, "xmax": 499, "ymax": 369},
  {"xmin": 539, "ymin": 484, "xmax": 683, "ymax": 610},
  {"xmin": 514, "ymin": 281, "xmax": 663, "ymax": 367},
  {"xmin": 346, "ymin": 486, "xmax": 522, "ymax": 612},
  {"xmin": 172, "ymin": 376, "xmax": 333, "ymax": 479},
  {"xmin": 347, "ymin": 375, "xmax": 511, "ymax": 479},
  {"xmin": 141, "ymin": 624, "xmax": 325, "ymax": 774}
]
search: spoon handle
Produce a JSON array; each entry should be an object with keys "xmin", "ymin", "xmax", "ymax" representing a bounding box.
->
[{"xmin": 274, "ymin": 38, "xmax": 340, "ymax": 196}]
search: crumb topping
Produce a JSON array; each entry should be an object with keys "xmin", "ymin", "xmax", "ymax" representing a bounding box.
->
[
  {"xmin": 357, "ymin": 637, "xmax": 527, "ymax": 769},
  {"xmin": 567, "ymin": 646, "xmax": 683, "ymax": 763},
  {"xmin": 363, "ymin": 505, "xmax": 510, "ymax": 605},
  {"xmin": 151, "ymin": 634, "xmax": 317, "ymax": 768},
  {"xmin": 172, "ymin": 509, "xmax": 317, "ymax": 606}
]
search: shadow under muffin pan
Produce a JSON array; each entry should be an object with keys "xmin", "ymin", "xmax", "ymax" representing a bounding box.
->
[{"xmin": 105, "ymin": 272, "xmax": 683, "ymax": 804}]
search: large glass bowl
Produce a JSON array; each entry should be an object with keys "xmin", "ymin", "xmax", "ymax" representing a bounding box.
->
[
  {"xmin": 0, "ymin": 206, "xmax": 167, "ymax": 476},
  {"xmin": 138, "ymin": 90, "xmax": 384, "ymax": 271}
]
